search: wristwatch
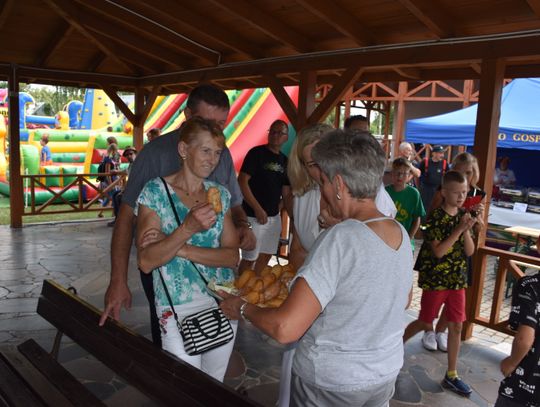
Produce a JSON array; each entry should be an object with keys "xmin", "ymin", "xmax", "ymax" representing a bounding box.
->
[{"xmin": 240, "ymin": 301, "xmax": 249, "ymax": 321}]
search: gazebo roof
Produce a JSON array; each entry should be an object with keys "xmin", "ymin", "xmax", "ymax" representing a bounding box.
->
[{"xmin": 1, "ymin": 0, "xmax": 540, "ymax": 92}]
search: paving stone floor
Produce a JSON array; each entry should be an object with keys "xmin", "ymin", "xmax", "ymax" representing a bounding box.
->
[{"xmin": 0, "ymin": 220, "xmax": 529, "ymax": 406}]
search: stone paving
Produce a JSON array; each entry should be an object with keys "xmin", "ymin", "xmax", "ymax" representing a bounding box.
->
[{"xmin": 0, "ymin": 220, "xmax": 527, "ymax": 406}]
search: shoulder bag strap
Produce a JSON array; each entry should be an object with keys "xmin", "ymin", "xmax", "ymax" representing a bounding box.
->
[
  {"xmin": 157, "ymin": 267, "xmax": 182, "ymax": 331},
  {"xmin": 159, "ymin": 177, "xmax": 218, "ymax": 302}
]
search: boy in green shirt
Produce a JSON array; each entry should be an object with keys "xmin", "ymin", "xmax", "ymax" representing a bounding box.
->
[{"xmin": 385, "ymin": 157, "xmax": 425, "ymax": 250}]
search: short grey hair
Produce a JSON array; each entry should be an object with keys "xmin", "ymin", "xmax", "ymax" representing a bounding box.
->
[
  {"xmin": 399, "ymin": 141, "xmax": 413, "ymax": 152},
  {"xmin": 312, "ymin": 129, "xmax": 385, "ymax": 199}
]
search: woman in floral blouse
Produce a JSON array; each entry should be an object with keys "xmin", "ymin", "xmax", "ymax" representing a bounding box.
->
[{"xmin": 136, "ymin": 117, "xmax": 239, "ymax": 381}]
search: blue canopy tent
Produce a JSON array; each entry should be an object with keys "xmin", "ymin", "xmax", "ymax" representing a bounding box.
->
[{"xmin": 406, "ymin": 78, "xmax": 540, "ymax": 151}]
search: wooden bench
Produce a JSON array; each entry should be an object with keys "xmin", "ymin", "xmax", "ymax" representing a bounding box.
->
[{"xmin": 1, "ymin": 279, "xmax": 259, "ymax": 406}]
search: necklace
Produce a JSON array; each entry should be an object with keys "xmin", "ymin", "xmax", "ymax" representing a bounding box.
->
[{"xmin": 173, "ymin": 183, "xmax": 204, "ymax": 203}]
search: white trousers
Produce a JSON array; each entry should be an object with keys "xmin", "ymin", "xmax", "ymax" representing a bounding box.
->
[{"xmin": 157, "ymin": 294, "xmax": 238, "ymax": 382}]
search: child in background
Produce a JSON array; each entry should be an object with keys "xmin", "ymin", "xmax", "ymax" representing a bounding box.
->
[
  {"xmin": 385, "ymin": 157, "xmax": 425, "ymax": 250},
  {"xmin": 97, "ymin": 143, "xmax": 120, "ymax": 218},
  {"xmin": 40, "ymin": 134, "xmax": 52, "ymax": 166},
  {"xmin": 495, "ymin": 271, "xmax": 539, "ymax": 407},
  {"xmin": 403, "ymin": 171, "xmax": 477, "ymax": 396}
]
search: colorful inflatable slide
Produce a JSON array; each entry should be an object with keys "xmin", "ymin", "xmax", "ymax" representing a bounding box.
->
[{"xmin": 0, "ymin": 86, "xmax": 299, "ymax": 204}]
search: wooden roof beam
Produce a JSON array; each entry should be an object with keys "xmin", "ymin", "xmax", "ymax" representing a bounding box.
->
[
  {"xmin": 116, "ymin": 0, "xmax": 263, "ymax": 59},
  {"xmin": 0, "ymin": 0, "xmax": 14, "ymax": 30},
  {"xmin": 88, "ymin": 31, "xmax": 159, "ymax": 74},
  {"xmin": 140, "ymin": 31, "xmax": 540, "ymax": 87},
  {"xmin": 265, "ymin": 75, "xmax": 298, "ymax": 126},
  {"xmin": 296, "ymin": 0, "xmax": 374, "ymax": 46},
  {"xmin": 35, "ymin": 22, "xmax": 73, "ymax": 67},
  {"xmin": 308, "ymin": 67, "xmax": 364, "ymax": 124},
  {"xmin": 74, "ymin": 0, "xmax": 220, "ymax": 64},
  {"xmin": 50, "ymin": 0, "xmax": 190, "ymax": 69},
  {"xmin": 526, "ymin": 0, "xmax": 540, "ymax": 17},
  {"xmin": 16, "ymin": 66, "xmax": 137, "ymax": 88},
  {"xmin": 43, "ymin": 0, "xmax": 138, "ymax": 75},
  {"xmin": 397, "ymin": 0, "xmax": 454, "ymax": 38},
  {"xmin": 208, "ymin": 0, "xmax": 313, "ymax": 52},
  {"xmin": 87, "ymin": 52, "xmax": 107, "ymax": 73},
  {"xmin": 393, "ymin": 67, "xmax": 421, "ymax": 79}
]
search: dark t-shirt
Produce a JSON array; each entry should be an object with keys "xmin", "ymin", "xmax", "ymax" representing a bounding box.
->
[
  {"xmin": 240, "ymin": 145, "xmax": 289, "ymax": 217},
  {"xmin": 418, "ymin": 158, "xmax": 446, "ymax": 187},
  {"xmin": 414, "ymin": 207, "xmax": 468, "ymax": 290},
  {"xmin": 498, "ymin": 274, "xmax": 540, "ymax": 407}
]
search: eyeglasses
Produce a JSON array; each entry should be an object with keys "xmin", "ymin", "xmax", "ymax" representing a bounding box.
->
[{"xmin": 268, "ymin": 129, "xmax": 288, "ymax": 136}]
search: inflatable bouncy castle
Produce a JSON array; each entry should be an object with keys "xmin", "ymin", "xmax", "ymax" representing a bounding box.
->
[{"xmin": 0, "ymin": 86, "xmax": 299, "ymax": 204}]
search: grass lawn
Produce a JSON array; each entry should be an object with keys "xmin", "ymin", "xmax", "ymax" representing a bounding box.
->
[{"xmin": 0, "ymin": 195, "xmax": 114, "ymax": 225}]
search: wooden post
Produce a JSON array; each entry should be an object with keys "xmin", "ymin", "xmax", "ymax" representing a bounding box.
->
[
  {"xmin": 297, "ymin": 71, "xmax": 317, "ymax": 129},
  {"xmin": 394, "ymin": 81, "xmax": 407, "ymax": 158},
  {"xmin": 463, "ymin": 58, "xmax": 505, "ymax": 340},
  {"xmin": 133, "ymin": 88, "xmax": 145, "ymax": 152},
  {"xmin": 8, "ymin": 65, "xmax": 23, "ymax": 228}
]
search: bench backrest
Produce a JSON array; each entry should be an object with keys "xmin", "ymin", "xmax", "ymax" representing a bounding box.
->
[{"xmin": 37, "ymin": 280, "xmax": 259, "ymax": 406}]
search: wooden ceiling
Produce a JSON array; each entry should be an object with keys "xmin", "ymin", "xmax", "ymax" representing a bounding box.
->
[{"xmin": 1, "ymin": 0, "xmax": 540, "ymax": 93}]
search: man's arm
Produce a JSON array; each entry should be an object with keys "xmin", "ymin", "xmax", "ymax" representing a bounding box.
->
[
  {"xmin": 282, "ymin": 185, "xmax": 293, "ymax": 218},
  {"xmin": 238, "ymin": 171, "xmax": 267, "ymax": 224},
  {"xmin": 99, "ymin": 203, "xmax": 135, "ymax": 326}
]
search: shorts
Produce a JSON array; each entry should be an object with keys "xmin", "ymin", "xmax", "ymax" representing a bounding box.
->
[
  {"xmin": 418, "ymin": 289, "xmax": 466, "ymax": 324},
  {"xmin": 241, "ymin": 214, "xmax": 282, "ymax": 261}
]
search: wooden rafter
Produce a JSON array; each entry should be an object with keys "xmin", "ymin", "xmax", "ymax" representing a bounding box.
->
[
  {"xmin": 43, "ymin": 0, "xmax": 137, "ymax": 75},
  {"xmin": 35, "ymin": 22, "xmax": 73, "ymax": 67},
  {"xmin": 102, "ymin": 86, "xmax": 136, "ymax": 124},
  {"xmin": 87, "ymin": 52, "xmax": 107, "ymax": 73},
  {"xmin": 397, "ymin": 0, "xmax": 454, "ymax": 38},
  {"xmin": 308, "ymin": 67, "xmax": 363, "ymax": 124},
  {"xmin": 116, "ymin": 0, "xmax": 262, "ymax": 59},
  {"xmin": 208, "ymin": 0, "xmax": 312, "ymax": 52},
  {"xmin": 52, "ymin": 0, "xmax": 188, "ymax": 69},
  {"xmin": 295, "ymin": 0, "xmax": 374, "ymax": 46},
  {"xmin": 88, "ymin": 31, "xmax": 156, "ymax": 73},
  {"xmin": 141, "ymin": 32, "xmax": 540, "ymax": 87},
  {"xmin": 392, "ymin": 67, "xmax": 421, "ymax": 79},
  {"xmin": 265, "ymin": 75, "xmax": 298, "ymax": 126},
  {"xmin": 526, "ymin": 0, "xmax": 540, "ymax": 17},
  {"xmin": 0, "ymin": 0, "xmax": 14, "ymax": 30},
  {"xmin": 74, "ymin": 0, "xmax": 220, "ymax": 64}
]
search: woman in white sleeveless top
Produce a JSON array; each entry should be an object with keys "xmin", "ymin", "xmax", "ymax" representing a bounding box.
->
[{"xmin": 221, "ymin": 129, "xmax": 414, "ymax": 407}]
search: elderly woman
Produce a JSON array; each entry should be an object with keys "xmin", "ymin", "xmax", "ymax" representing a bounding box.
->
[
  {"xmin": 221, "ymin": 129, "xmax": 413, "ymax": 406},
  {"xmin": 136, "ymin": 117, "xmax": 239, "ymax": 381}
]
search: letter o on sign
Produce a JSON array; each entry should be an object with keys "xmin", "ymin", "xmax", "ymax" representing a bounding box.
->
[{"xmin": 498, "ymin": 133, "xmax": 507, "ymax": 140}]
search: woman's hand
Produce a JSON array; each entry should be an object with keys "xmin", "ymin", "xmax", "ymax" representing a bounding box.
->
[
  {"xmin": 500, "ymin": 356, "xmax": 518, "ymax": 377},
  {"xmin": 182, "ymin": 203, "xmax": 217, "ymax": 235},
  {"xmin": 218, "ymin": 291, "xmax": 244, "ymax": 320},
  {"xmin": 140, "ymin": 228, "xmax": 165, "ymax": 249}
]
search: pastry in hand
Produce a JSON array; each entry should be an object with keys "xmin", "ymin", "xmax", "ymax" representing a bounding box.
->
[{"xmin": 207, "ymin": 187, "xmax": 222, "ymax": 213}]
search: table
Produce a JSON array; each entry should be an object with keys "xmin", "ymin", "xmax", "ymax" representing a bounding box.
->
[{"xmin": 489, "ymin": 205, "xmax": 540, "ymax": 229}]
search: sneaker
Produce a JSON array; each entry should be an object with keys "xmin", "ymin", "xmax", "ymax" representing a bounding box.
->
[
  {"xmin": 422, "ymin": 331, "xmax": 437, "ymax": 351},
  {"xmin": 107, "ymin": 220, "xmax": 116, "ymax": 227},
  {"xmin": 443, "ymin": 374, "xmax": 472, "ymax": 396},
  {"xmin": 436, "ymin": 332, "xmax": 448, "ymax": 352}
]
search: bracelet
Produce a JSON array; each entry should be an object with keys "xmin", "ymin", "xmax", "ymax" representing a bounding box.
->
[
  {"xmin": 239, "ymin": 301, "xmax": 249, "ymax": 321},
  {"xmin": 238, "ymin": 220, "xmax": 253, "ymax": 230}
]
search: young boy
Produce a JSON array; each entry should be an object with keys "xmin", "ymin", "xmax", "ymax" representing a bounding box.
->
[
  {"xmin": 39, "ymin": 134, "xmax": 52, "ymax": 166},
  {"xmin": 403, "ymin": 171, "xmax": 477, "ymax": 396},
  {"xmin": 495, "ymin": 272, "xmax": 539, "ymax": 407},
  {"xmin": 385, "ymin": 157, "xmax": 425, "ymax": 250}
]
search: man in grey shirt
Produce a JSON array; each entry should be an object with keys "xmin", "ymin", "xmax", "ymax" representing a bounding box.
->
[{"xmin": 99, "ymin": 84, "xmax": 255, "ymax": 346}]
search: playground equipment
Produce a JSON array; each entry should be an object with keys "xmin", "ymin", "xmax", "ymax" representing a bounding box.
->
[{"xmin": 0, "ymin": 86, "xmax": 299, "ymax": 205}]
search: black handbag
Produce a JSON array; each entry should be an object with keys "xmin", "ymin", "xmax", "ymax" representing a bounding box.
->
[{"xmin": 157, "ymin": 177, "xmax": 234, "ymax": 356}]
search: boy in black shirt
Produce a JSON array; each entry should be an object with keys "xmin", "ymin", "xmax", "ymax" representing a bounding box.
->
[{"xmin": 495, "ymin": 272, "xmax": 540, "ymax": 407}]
